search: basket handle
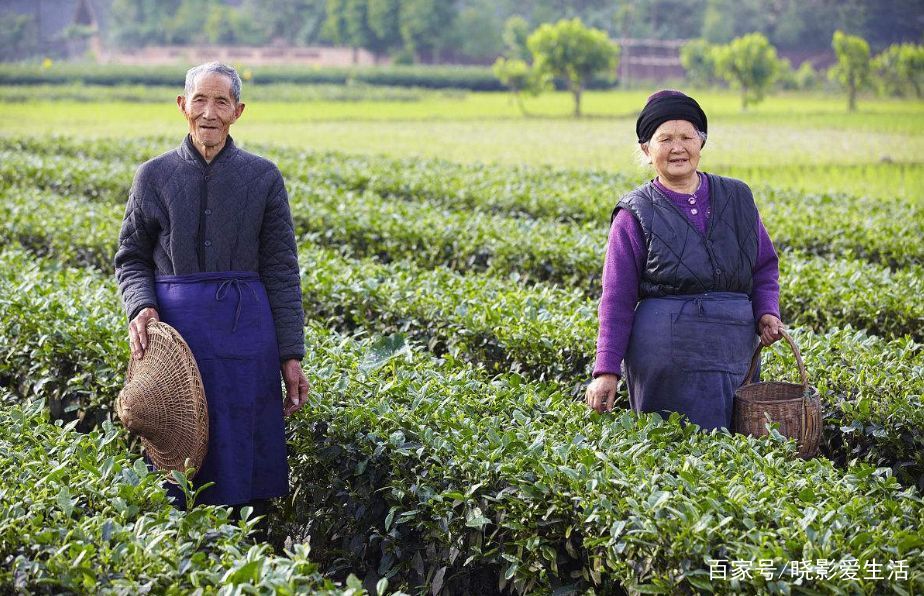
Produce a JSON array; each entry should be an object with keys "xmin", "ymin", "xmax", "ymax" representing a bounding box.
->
[{"xmin": 740, "ymin": 329, "xmax": 809, "ymax": 391}]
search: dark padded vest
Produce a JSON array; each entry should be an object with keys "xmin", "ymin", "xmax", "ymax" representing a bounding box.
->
[{"xmin": 613, "ymin": 173, "xmax": 758, "ymax": 298}]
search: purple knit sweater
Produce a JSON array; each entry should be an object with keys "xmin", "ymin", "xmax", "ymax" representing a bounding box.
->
[{"xmin": 592, "ymin": 172, "xmax": 781, "ymax": 378}]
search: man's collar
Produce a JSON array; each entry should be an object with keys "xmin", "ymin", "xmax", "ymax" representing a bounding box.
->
[{"xmin": 180, "ymin": 134, "xmax": 237, "ymax": 167}]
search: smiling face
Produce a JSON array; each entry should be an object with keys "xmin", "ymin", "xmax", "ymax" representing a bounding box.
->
[
  {"xmin": 177, "ymin": 72, "xmax": 244, "ymax": 159},
  {"xmin": 642, "ymin": 119, "xmax": 703, "ymax": 188}
]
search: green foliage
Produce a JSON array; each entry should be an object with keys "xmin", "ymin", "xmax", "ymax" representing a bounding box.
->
[
  {"xmin": 712, "ymin": 32, "xmax": 784, "ymax": 109},
  {"xmin": 285, "ymin": 325, "xmax": 924, "ymax": 594},
  {"xmin": 241, "ymin": 0, "xmax": 328, "ymax": 46},
  {"xmin": 702, "ymin": 0, "xmax": 734, "ymax": 43},
  {"xmin": 1, "ymin": 136, "xmax": 923, "ymax": 489},
  {"xmin": 0, "ymin": 82, "xmax": 454, "ymax": 104},
  {"xmin": 398, "ymin": 0, "xmax": 456, "ymax": 61},
  {"xmin": 502, "ymin": 15, "xmax": 531, "ymax": 62},
  {"xmin": 491, "ymin": 57, "xmax": 549, "ymax": 115},
  {"xmin": 829, "ymin": 30, "xmax": 872, "ymax": 112},
  {"xmin": 322, "ymin": 0, "xmax": 348, "ymax": 44},
  {"xmin": 873, "ymin": 43, "xmax": 924, "ymax": 98},
  {"xmin": 679, "ymin": 38, "xmax": 717, "ymax": 87},
  {"xmin": 0, "ymin": 12, "xmax": 38, "ymax": 61},
  {"xmin": 164, "ymin": 0, "xmax": 210, "ymax": 45},
  {"xmin": 367, "ymin": 0, "xmax": 403, "ymax": 56},
  {"xmin": 0, "ymin": 400, "xmax": 352, "ymax": 594},
  {"xmin": 0, "ymin": 62, "xmax": 505, "ymax": 91},
  {"xmin": 793, "ymin": 60, "xmax": 819, "ymax": 90},
  {"xmin": 450, "ymin": 1, "xmax": 504, "ymax": 62},
  {"xmin": 527, "ymin": 18, "xmax": 619, "ymax": 117},
  {"xmin": 107, "ymin": 0, "xmax": 179, "ymax": 48}
]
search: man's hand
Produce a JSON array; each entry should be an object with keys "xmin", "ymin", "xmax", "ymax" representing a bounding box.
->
[
  {"xmin": 585, "ymin": 374, "xmax": 620, "ymax": 413},
  {"xmin": 129, "ymin": 307, "xmax": 160, "ymax": 360},
  {"xmin": 282, "ymin": 359, "xmax": 309, "ymax": 417},
  {"xmin": 758, "ymin": 314, "xmax": 785, "ymax": 346}
]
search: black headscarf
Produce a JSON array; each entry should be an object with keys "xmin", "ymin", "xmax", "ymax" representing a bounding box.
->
[{"xmin": 636, "ymin": 90, "xmax": 708, "ymax": 145}]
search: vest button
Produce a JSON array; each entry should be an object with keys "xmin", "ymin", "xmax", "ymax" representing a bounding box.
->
[
  {"xmin": 204, "ymin": 240, "xmax": 212, "ymax": 247},
  {"xmin": 715, "ymin": 268, "xmax": 722, "ymax": 276},
  {"xmin": 204, "ymin": 208, "xmax": 212, "ymax": 215}
]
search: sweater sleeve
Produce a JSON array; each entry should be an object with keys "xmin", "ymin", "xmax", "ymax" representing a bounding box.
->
[
  {"xmin": 592, "ymin": 209, "xmax": 646, "ymax": 378},
  {"xmin": 750, "ymin": 211, "xmax": 781, "ymax": 322},
  {"xmin": 114, "ymin": 170, "xmax": 160, "ymax": 322},
  {"xmin": 259, "ymin": 169, "xmax": 305, "ymax": 361}
]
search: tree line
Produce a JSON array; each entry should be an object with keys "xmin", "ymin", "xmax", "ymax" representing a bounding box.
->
[
  {"xmin": 492, "ymin": 19, "xmax": 923, "ymax": 115},
  {"xmin": 0, "ymin": 0, "xmax": 920, "ymax": 63}
]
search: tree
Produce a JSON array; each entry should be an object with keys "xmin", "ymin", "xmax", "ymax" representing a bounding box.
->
[
  {"xmin": 321, "ymin": 0, "xmax": 348, "ymax": 44},
  {"xmin": 451, "ymin": 2, "xmax": 503, "ymax": 62},
  {"xmin": 793, "ymin": 61, "xmax": 819, "ymax": 91},
  {"xmin": 502, "ymin": 16, "xmax": 531, "ymax": 62},
  {"xmin": 527, "ymin": 18, "xmax": 620, "ymax": 117},
  {"xmin": 679, "ymin": 39, "xmax": 717, "ymax": 87},
  {"xmin": 241, "ymin": 0, "xmax": 326, "ymax": 45},
  {"xmin": 368, "ymin": 0, "xmax": 403, "ymax": 56},
  {"xmin": 109, "ymin": 0, "xmax": 182, "ymax": 48},
  {"xmin": 399, "ymin": 0, "xmax": 456, "ymax": 62},
  {"xmin": 712, "ymin": 32, "xmax": 783, "ymax": 110},
  {"xmin": 872, "ymin": 43, "xmax": 924, "ymax": 98},
  {"xmin": 492, "ymin": 57, "xmax": 550, "ymax": 115},
  {"xmin": 0, "ymin": 12, "xmax": 38, "ymax": 60},
  {"xmin": 829, "ymin": 30, "xmax": 871, "ymax": 111},
  {"xmin": 166, "ymin": 0, "xmax": 211, "ymax": 45},
  {"xmin": 341, "ymin": 0, "xmax": 382, "ymax": 61}
]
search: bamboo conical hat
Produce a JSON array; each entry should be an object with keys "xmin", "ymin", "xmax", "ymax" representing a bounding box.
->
[{"xmin": 117, "ymin": 320, "xmax": 208, "ymax": 480}]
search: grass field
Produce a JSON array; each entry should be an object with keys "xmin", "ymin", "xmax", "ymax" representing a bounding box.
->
[{"xmin": 2, "ymin": 87, "xmax": 922, "ymax": 201}]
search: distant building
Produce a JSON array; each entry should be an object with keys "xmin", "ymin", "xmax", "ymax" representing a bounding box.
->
[
  {"xmin": 616, "ymin": 38, "xmax": 688, "ymax": 83},
  {"xmin": 1, "ymin": 0, "xmax": 104, "ymax": 60},
  {"xmin": 105, "ymin": 45, "xmax": 379, "ymax": 67}
]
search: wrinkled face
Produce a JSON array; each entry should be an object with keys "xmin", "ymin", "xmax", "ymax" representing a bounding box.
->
[
  {"xmin": 642, "ymin": 119, "xmax": 703, "ymax": 182},
  {"xmin": 177, "ymin": 72, "xmax": 244, "ymax": 150}
]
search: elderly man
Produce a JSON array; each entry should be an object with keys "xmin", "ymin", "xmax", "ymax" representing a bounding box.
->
[{"xmin": 115, "ymin": 62, "xmax": 308, "ymax": 513}]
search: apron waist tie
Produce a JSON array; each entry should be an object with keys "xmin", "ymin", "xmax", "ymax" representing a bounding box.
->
[
  {"xmin": 215, "ymin": 278, "xmax": 259, "ymax": 332},
  {"xmin": 677, "ymin": 296, "xmax": 706, "ymax": 317}
]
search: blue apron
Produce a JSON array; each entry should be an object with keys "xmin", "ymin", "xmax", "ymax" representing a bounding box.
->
[
  {"xmin": 623, "ymin": 292, "xmax": 760, "ymax": 430},
  {"xmin": 153, "ymin": 271, "xmax": 289, "ymax": 507}
]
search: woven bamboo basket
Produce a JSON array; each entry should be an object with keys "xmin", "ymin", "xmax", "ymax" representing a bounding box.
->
[{"xmin": 733, "ymin": 330, "xmax": 821, "ymax": 459}]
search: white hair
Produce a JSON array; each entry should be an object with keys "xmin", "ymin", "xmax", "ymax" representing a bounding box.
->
[{"xmin": 184, "ymin": 62, "xmax": 242, "ymax": 103}]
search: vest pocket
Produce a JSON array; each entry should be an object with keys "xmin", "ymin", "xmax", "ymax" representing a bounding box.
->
[{"xmin": 670, "ymin": 312, "xmax": 755, "ymax": 374}]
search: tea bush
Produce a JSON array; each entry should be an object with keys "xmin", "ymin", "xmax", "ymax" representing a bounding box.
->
[{"xmin": 0, "ymin": 399, "xmax": 354, "ymax": 594}]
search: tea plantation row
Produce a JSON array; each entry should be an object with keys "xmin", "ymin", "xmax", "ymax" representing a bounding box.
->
[
  {"xmin": 2, "ymin": 180, "xmax": 922, "ymax": 342},
  {"xmin": 2, "ymin": 239, "xmax": 921, "ymax": 491},
  {"xmin": 0, "ymin": 397, "xmax": 357, "ymax": 594},
  {"xmin": 1, "ymin": 138, "xmax": 922, "ymax": 268},
  {"xmin": 0, "ymin": 251, "xmax": 921, "ymax": 594}
]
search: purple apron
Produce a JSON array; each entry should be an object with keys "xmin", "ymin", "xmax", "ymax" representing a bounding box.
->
[
  {"xmin": 153, "ymin": 271, "xmax": 289, "ymax": 506},
  {"xmin": 623, "ymin": 292, "xmax": 760, "ymax": 430}
]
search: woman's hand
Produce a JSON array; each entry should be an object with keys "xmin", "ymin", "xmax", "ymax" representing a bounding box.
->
[
  {"xmin": 758, "ymin": 314, "xmax": 785, "ymax": 346},
  {"xmin": 585, "ymin": 374, "xmax": 620, "ymax": 413}
]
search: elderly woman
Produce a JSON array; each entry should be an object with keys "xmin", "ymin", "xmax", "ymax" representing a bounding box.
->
[{"xmin": 585, "ymin": 90, "xmax": 784, "ymax": 430}]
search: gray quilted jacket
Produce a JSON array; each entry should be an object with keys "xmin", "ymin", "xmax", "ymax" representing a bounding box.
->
[{"xmin": 114, "ymin": 135, "xmax": 305, "ymax": 361}]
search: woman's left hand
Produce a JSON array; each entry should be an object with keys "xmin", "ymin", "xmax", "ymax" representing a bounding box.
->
[{"xmin": 758, "ymin": 314, "xmax": 785, "ymax": 346}]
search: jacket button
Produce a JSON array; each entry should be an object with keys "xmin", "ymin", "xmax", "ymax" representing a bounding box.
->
[
  {"xmin": 204, "ymin": 240, "xmax": 212, "ymax": 247},
  {"xmin": 204, "ymin": 208, "xmax": 212, "ymax": 215},
  {"xmin": 715, "ymin": 268, "xmax": 722, "ymax": 276}
]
